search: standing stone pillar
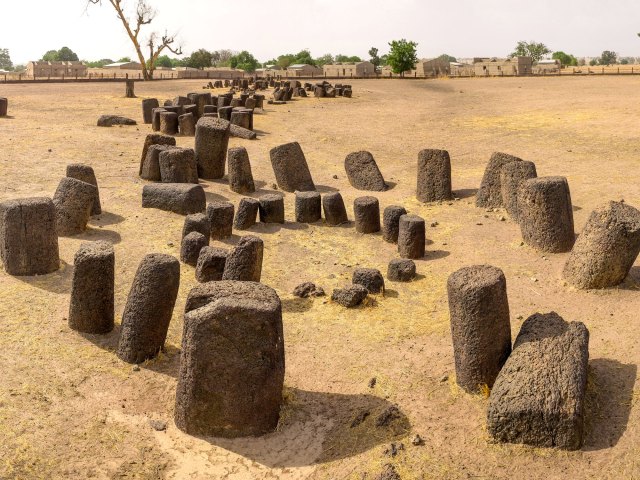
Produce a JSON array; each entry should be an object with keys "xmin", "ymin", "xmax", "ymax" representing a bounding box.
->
[
  {"xmin": 417, "ymin": 149, "xmax": 452, "ymax": 202},
  {"xmin": 195, "ymin": 117, "xmax": 231, "ymax": 179}
]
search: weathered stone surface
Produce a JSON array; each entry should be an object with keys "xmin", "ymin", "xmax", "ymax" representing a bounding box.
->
[
  {"xmin": 354, "ymin": 196, "xmax": 381, "ymax": 234},
  {"xmin": 195, "ymin": 117, "xmax": 231, "ymax": 179},
  {"xmin": 234, "ymin": 198, "xmax": 259, "ymax": 230},
  {"xmin": 68, "ymin": 241, "xmax": 114, "ymax": 334},
  {"xmin": 178, "ymin": 113, "xmax": 196, "ymax": 136},
  {"xmin": 141, "ymin": 144, "xmax": 180, "ymax": 181},
  {"xmin": 295, "ymin": 191, "xmax": 321, "ymax": 223},
  {"xmin": 139, "ymin": 134, "xmax": 176, "ymax": 176},
  {"xmin": 269, "ymin": 142, "xmax": 316, "ymax": 192},
  {"xmin": 159, "ymin": 111, "xmax": 179, "ymax": 135},
  {"xmin": 332, "ymin": 284, "xmax": 368, "ymax": 308},
  {"xmin": 0, "ymin": 97, "xmax": 7, "ymax": 117},
  {"xmin": 222, "ymin": 235, "xmax": 263, "ymax": 282},
  {"xmin": 195, "ymin": 246, "xmax": 228, "ymax": 282},
  {"xmin": 387, "ymin": 258, "xmax": 416, "ymax": 282},
  {"xmin": 151, "ymin": 107, "xmax": 166, "ymax": 132},
  {"xmin": 447, "ymin": 265, "xmax": 511, "ymax": 393},
  {"xmin": 500, "ymin": 160, "xmax": 537, "ymax": 222},
  {"xmin": 344, "ymin": 151, "xmax": 387, "ymax": 191},
  {"xmin": 142, "ymin": 184, "xmax": 206, "ymax": 215},
  {"xmin": 487, "ymin": 312, "xmax": 589, "ymax": 450},
  {"xmin": 0, "ymin": 197, "xmax": 59, "ymax": 276},
  {"xmin": 352, "ymin": 268, "xmax": 385, "ymax": 294},
  {"xmin": 52, "ymin": 177, "xmax": 98, "ymax": 236},
  {"xmin": 181, "ymin": 231, "xmax": 208, "ymax": 266},
  {"xmin": 518, "ymin": 176, "xmax": 575, "ymax": 253},
  {"xmin": 322, "ymin": 192, "xmax": 348, "ymax": 225},
  {"xmin": 97, "ymin": 115, "xmax": 137, "ymax": 127},
  {"xmin": 397, "ymin": 214, "xmax": 425, "ymax": 259},
  {"xmin": 66, "ymin": 163, "xmax": 101, "ymax": 215},
  {"xmin": 382, "ymin": 205, "xmax": 407, "ymax": 243},
  {"xmin": 175, "ymin": 281, "xmax": 284, "ymax": 437},
  {"xmin": 476, "ymin": 152, "xmax": 522, "ymax": 208},
  {"xmin": 293, "ymin": 282, "xmax": 325, "ymax": 298},
  {"xmin": 229, "ymin": 124, "xmax": 257, "ymax": 140},
  {"xmin": 182, "ymin": 213, "xmax": 211, "ymax": 239},
  {"xmin": 227, "ymin": 147, "xmax": 255, "ymax": 194},
  {"xmin": 207, "ymin": 202, "xmax": 234, "ymax": 239},
  {"xmin": 142, "ymin": 98, "xmax": 159, "ymax": 124},
  {"xmin": 159, "ymin": 148, "xmax": 199, "ymax": 184},
  {"xmin": 259, "ymin": 194, "xmax": 285, "ymax": 224},
  {"xmin": 417, "ymin": 149, "xmax": 452, "ymax": 202},
  {"xmin": 117, "ymin": 254, "xmax": 180, "ymax": 364},
  {"xmin": 563, "ymin": 201, "xmax": 640, "ymax": 288}
]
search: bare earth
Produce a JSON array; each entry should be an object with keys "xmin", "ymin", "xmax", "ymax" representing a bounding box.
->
[{"xmin": 1, "ymin": 76, "xmax": 640, "ymax": 479}]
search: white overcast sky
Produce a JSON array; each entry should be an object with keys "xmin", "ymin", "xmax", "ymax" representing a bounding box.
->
[{"xmin": 3, "ymin": 0, "xmax": 640, "ymax": 63}]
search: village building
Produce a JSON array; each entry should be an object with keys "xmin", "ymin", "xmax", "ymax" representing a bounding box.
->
[
  {"xmin": 532, "ymin": 59, "xmax": 561, "ymax": 74},
  {"xmin": 26, "ymin": 61, "xmax": 87, "ymax": 78},
  {"xmin": 322, "ymin": 61, "xmax": 376, "ymax": 78},
  {"xmin": 104, "ymin": 61, "xmax": 143, "ymax": 70},
  {"xmin": 284, "ymin": 64, "xmax": 323, "ymax": 77},
  {"xmin": 473, "ymin": 57, "xmax": 532, "ymax": 76},
  {"xmin": 380, "ymin": 58, "xmax": 451, "ymax": 77}
]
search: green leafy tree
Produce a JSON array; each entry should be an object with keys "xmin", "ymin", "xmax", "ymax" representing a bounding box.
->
[
  {"xmin": 229, "ymin": 51, "xmax": 259, "ymax": 72},
  {"xmin": 117, "ymin": 56, "xmax": 132, "ymax": 63},
  {"xmin": 293, "ymin": 49, "xmax": 315, "ymax": 65},
  {"xmin": 185, "ymin": 49, "xmax": 213, "ymax": 69},
  {"xmin": 335, "ymin": 54, "xmax": 362, "ymax": 63},
  {"xmin": 437, "ymin": 54, "xmax": 456, "ymax": 62},
  {"xmin": 369, "ymin": 47, "xmax": 380, "ymax": 68},
  {"xmin": 211, "ymin": 49, "xmax": 234, "ymax": 67},
  {"xmin": 589, "ymin": 58, "xmax": 598, "ymax": 66},
  {"xmin": 600, "ymin": 50, "xmax": 617, "ymax": 65},
  {"xmin": 551, "ymin": 51, "xmax": 577, "ymax": 66},
  {"xmin": 315, "ymin": 53, "xmax": 334, "ymax": 66},
  {"xmin": 154, "ymin": 55, "xmax": 174, "ymax": 67},
  {"xmin": 0, "ymin": 48, "xmax": 12, "ymax": 70},
  {"xmin": 276, "ymin": 54, "xmax": 296, "ymax": 69},
  {"xmin": 380, "ymin": 54, "xmax": 389, "ymax": 66},
  {"xmin": 85, "ymin": 58, "xmax": 114, "ymax": 67},
  {"xmin": 58, "ymin": 47, "xmax": 79, "ymax": 61},
  {"xmin": 387, "ymin": 39, "xmax": 418, "ymax": 76},
  {"xmin": 12, "ymin": 64, "xmax": 25, "ymax": 72},
  {"xmin": 42, "ymin": 50, "xmax": 59, "ymax": 61},
  {"xmin": 510, "ymin": 41, "xmax": 551, "ymax": 62}
]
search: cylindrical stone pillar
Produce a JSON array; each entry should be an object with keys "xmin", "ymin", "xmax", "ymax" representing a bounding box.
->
[
  {"xmin": 195, "ymin": 117, "xmax": 231, "ymax": 179},
  {"xmin": 178, "ymin": 113, "xmax": 196, "ymax": 136},
  {"xmin": 52, "ymin": 177, "xmax": 98, "ymax": 236},
  {"xmin": 500, "ymin": 161, "xmax": 537, "ymax": 222},
  {"xmin": 195, "ymin": 246, "xmax": 228, "ymax": 283},
  {"xmin": 259, "ymin": 194, "xmax": 285, "ymax": 224},
  {"xmin": 447, "ymin": 265, "xmax": 512, "ymax": 393},
  {"xmin": 160, "ymin": 111, "xmax": 179, "ymax": 135},
  {"xmin": 518, "ymin": 177, "xmax": 575, "ymax": 253},
  {"xmin": 417, "ymin": 149, "xmax": 453, "ymax": 202},
  {"xmin": 295, "ymin": 191, "xmax": 321, "ymax": 223},
  {"xmin": 68, "ymin": 241, "xmax": 114, "ymax": 334},
  {"xmin": 182, "ymin": 212, "xmax": 211, "ymax": 239},
  {"xmin": 0, "ymin": 97, "xmax": 8, "ymax": 117},
  {"xmin": 117, "ymin": 254, "xmax": 180, "ymax": 364},
  {"xmin": 175, "ymin": 281, "xmax": 284, "ymax": 437},
  {"xmin": 563, "ymin": 201, "xmax": 640, "ymax": 289},
  {"xmin": 142, "ymin": 98, "xmax": 159, "ymax": 124},
  {"xmin": 353, "ymin": 196, "xmax": 380, "ymax": 233},
  {"xmin": 398, "ymin": 214, "xmax": 425, "ymax": 259},
  {"xmin": 207, "ymin": 201, "xmax": 235, "ymax": 240},
  {"xmin": 222, "ymin": 235, "xmax": 263, "ymax": 282},
  {"xmin": 66, "ymin": 163, "xmax": 101, "ymax": 215},
  {"xmin": 234, "ymin": 198, "xmax": 259, "ymax": 230},
  {"xmin": 151, "ymin": 107, "xmax": 166, "ymax": 132},
  {"xmin": 227, "ymin": 147, "xmax": 255, "ymax": 194},
  {"xmin": 322, "ymin": 192, "xmax": 348, "ymax": 225},
  {"xmin": 181, "ymin": 231, "xmax": 208, "ymax": 266},
  {"xmin": 382, "ymin": 205, "xmax": 407, "ymax": 243}
]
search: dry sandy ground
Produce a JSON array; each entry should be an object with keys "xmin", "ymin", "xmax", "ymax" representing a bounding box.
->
[{"xmin": 1, "ymin": 76, "xmax": 640, "ymax": 479}]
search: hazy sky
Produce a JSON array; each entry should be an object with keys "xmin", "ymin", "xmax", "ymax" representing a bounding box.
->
[{"xmin": 3, "ymin": 0, "xmax": 640, "ymax": 64}]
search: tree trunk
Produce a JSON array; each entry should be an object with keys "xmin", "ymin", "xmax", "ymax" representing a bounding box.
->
[{"xmin": 125, "ymin": 80, "xmax": 136, "ymax": 98}]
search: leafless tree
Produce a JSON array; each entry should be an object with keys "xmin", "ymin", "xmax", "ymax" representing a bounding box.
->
[{"xmin": 86, "ymin": 0, "xmax": 182, "ymax": 80}]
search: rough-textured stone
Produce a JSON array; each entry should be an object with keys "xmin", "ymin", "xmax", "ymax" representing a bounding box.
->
[
  {"xmin": 117, "ymin": 254, "xmax": 180, "ymax": 364},
  {"xmin": 141, "ymin": 144, "xmax": 180, "ymax": 181},
  {"xmin": 159, "ymin": 148, "xmax": 198, "ymax": 184},
  {"xmin": 195, "ymin": 117, "xmax": 231, "ymax": 179},
  {"xmin": 142, "ymin": 184, "xmax": 206, "ymax": 215},
  {"xmin": 52, "ymin": 177, "xmax": 98, "ymax": 236},
  {"xmin": 222, "ymin": 235, "xmax": 263, "ymax": 282},
  {"xmin": 344, "ymin": 151, "xmax": 387, "ymax": 191},
  {"xmin": 229, "ymin": 124, "xmax": 257, "ymax": 140},
  {"xmin": 182, "ymin": 213, "xmax": 211, "ymax": 239},
  {"xmin": 0, "ymin": 197, "xmax": 59, "ymax": 276},
  {"xmin": 447, "ymin": 265, "xmax": 512, "ymax": 393},
  {"xmin": 487, "ymin": 312, "xmax": 589, "ymax": 450},
  {"xmin": 293, "ymin": 282, "xmax": 325, "ymax": 298},
  {"xmin": 207, "ymin": 202, "xmax": 235, "ymax": 239},
  {"xmin": 181, "ymin": 231, "xmax": 208, "ymax": 266},
  {"xmin": 151, "ymin": 107, "xmax": 166, "ymax": 132},
  {"xmin": 354, "ymin": 196, "xmax": 381, "ymax": 233},
  {"xmin": 476, "ymin": 152, "xmax": 522, "ymax": 208},
  {"xmin": 382, "ymin": 205, "xmax": 407, "ymax": 243},
  {"xmin": 417, "ymin": 149, "xmax": 452, "ymax": 202},
  {"xmin": 195, "ymin": 246, "xmax": 228, "ymax": 282},
  {"xmin": 159, "ymin": 111, "xmax": 178, "ymax": 135},
  {"xmin": 295, "ymin": 191, "xmax": 321, "ymax": 223},
  {"xmin": 68, "ymin": 241, "xmax": 114, "ymax": 334},
  {"xmin": 139, "ymin": 134, "xmax": 176, "ymax": 176},
  {"xmin": 0, "ymin": 97, "xmax": 7, "ymax": 117},
  {"xmin": 175, "ymin": 281, "xmax": 284, "ymax": 437},
  {"xmin": 397, "ymin": 214, "xmax": 425, "ymax": 259},
  {"xmin": 331, "ymin": 284, "xmax": 368, "ymax": 308},
  {"xmin": 259, "ymin": 194, "xmax": 285, "ymax": 224},
  {"xmin": 178, "ymin": 113, "xmax": 196, "ymax": 136},
  {"xmin": 352, "ymin": 268, "xmax": 385, "ymax": 294},
  {"xmin": 500, "ymin": 160, "xmax": 537, "ymax": 222},
  {"xmin": 97, "ymin": 115, "xmax": 136, "ymax": 127},
  {"xmin": 142, "ymin": 98, "xmax": 159, "ymax": 124},
  {"xmin": 227, "ymin": 147, "xmax": 255, "ymax": 194},
  {"xmin": 518, "ymin": 176, "xmax": 575, "ymax": 253},
  {"xmin": 234, "ymin": 198, "xmax": 259, "ymax": 230},
  {"xmin": 269, "ymin": 142, "xmax": 316, "ymax": 192},
  {"xmin": 563, "ymin": 201, "xmax": 640, "ymax": 288},
  {"xmin": 322, "ymin": 192, "xmax": 348, "ymax": 225},
  {"xmin": 66, "ymin": 163, "xmax": 101, "ymax": 215},
  {"xmin": 387, "ymin": 259, "xmax": 416, "ymax": 282}
]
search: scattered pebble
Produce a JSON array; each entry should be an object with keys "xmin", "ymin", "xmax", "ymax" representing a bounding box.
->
[
  {"xmin": 149, "ymin": 419, "xmax": 167, "ymax": 431},
  {"xmin": 368, "ymin": 377, "xmax": 377, "ymax": 388},
  {"xmin": 440, "ymin": 375, "xmax": 448, "ymax": 382},
  {"xmin": 412, "ymin": 434, "xmax": 424, "ymax": 446},
  {"xmin": 132, "ymin": 365, "xmax": 140, "ymax": 372}
]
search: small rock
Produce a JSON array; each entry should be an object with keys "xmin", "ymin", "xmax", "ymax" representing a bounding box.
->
[
  {"xmin": 333, "ymin": 175, "xmax": 338, "ymax": 179},
  {"xmin": 149, "ymin": 419, "xmax": 167, "ymax": 431},
  {"xmin": 167, "ymin": 242, "xmax": 174, "ymax": 247},
  {"xmin": 368, "ymin": 377, "xmax": 377, "ymax": 388},
  {"xmin": 293, "ymin": 282, "xmax": 325, "ymax": 298},
  {"xmin": 516, "ymin": 314, "xmax": 524, "ymax": 320},
  {"xmin": 531, "ymin": 277, "xmax": 538, "ymax": 283},
  {"xmin": 372, "ymin": 464, "xmax": 400, "ymax": 480},
  {"xmin": 499, "ymin": 216, "xmax": 506, "ymax": 221},
  {"xmin": 332, "ymin": 285, "xmax": 368, "ymax": 308},
  {"xmin": 476, "ymin": 222, "xmax": 483, "ymax": 226},
  {"xmin": 271, "ymin": 183, "xmax": 278, "ymax": 190},
  {"xmin": 412, "ymin": 434, "xmax": 424, "ymax": 446},
  {"xmin": 350, "ymin": 410, "xmax": 370, "ymax": 428},
  {"xmin": 376, "ymin": 405, "xmax": 401, "ymax": 427},
  {"xmin": 132, "ymin": 365, "xmax": 140, "ymax": 372},
  {"xmin": 440, "ymin": 375, "xmax": 448, "ymax": 382}
]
